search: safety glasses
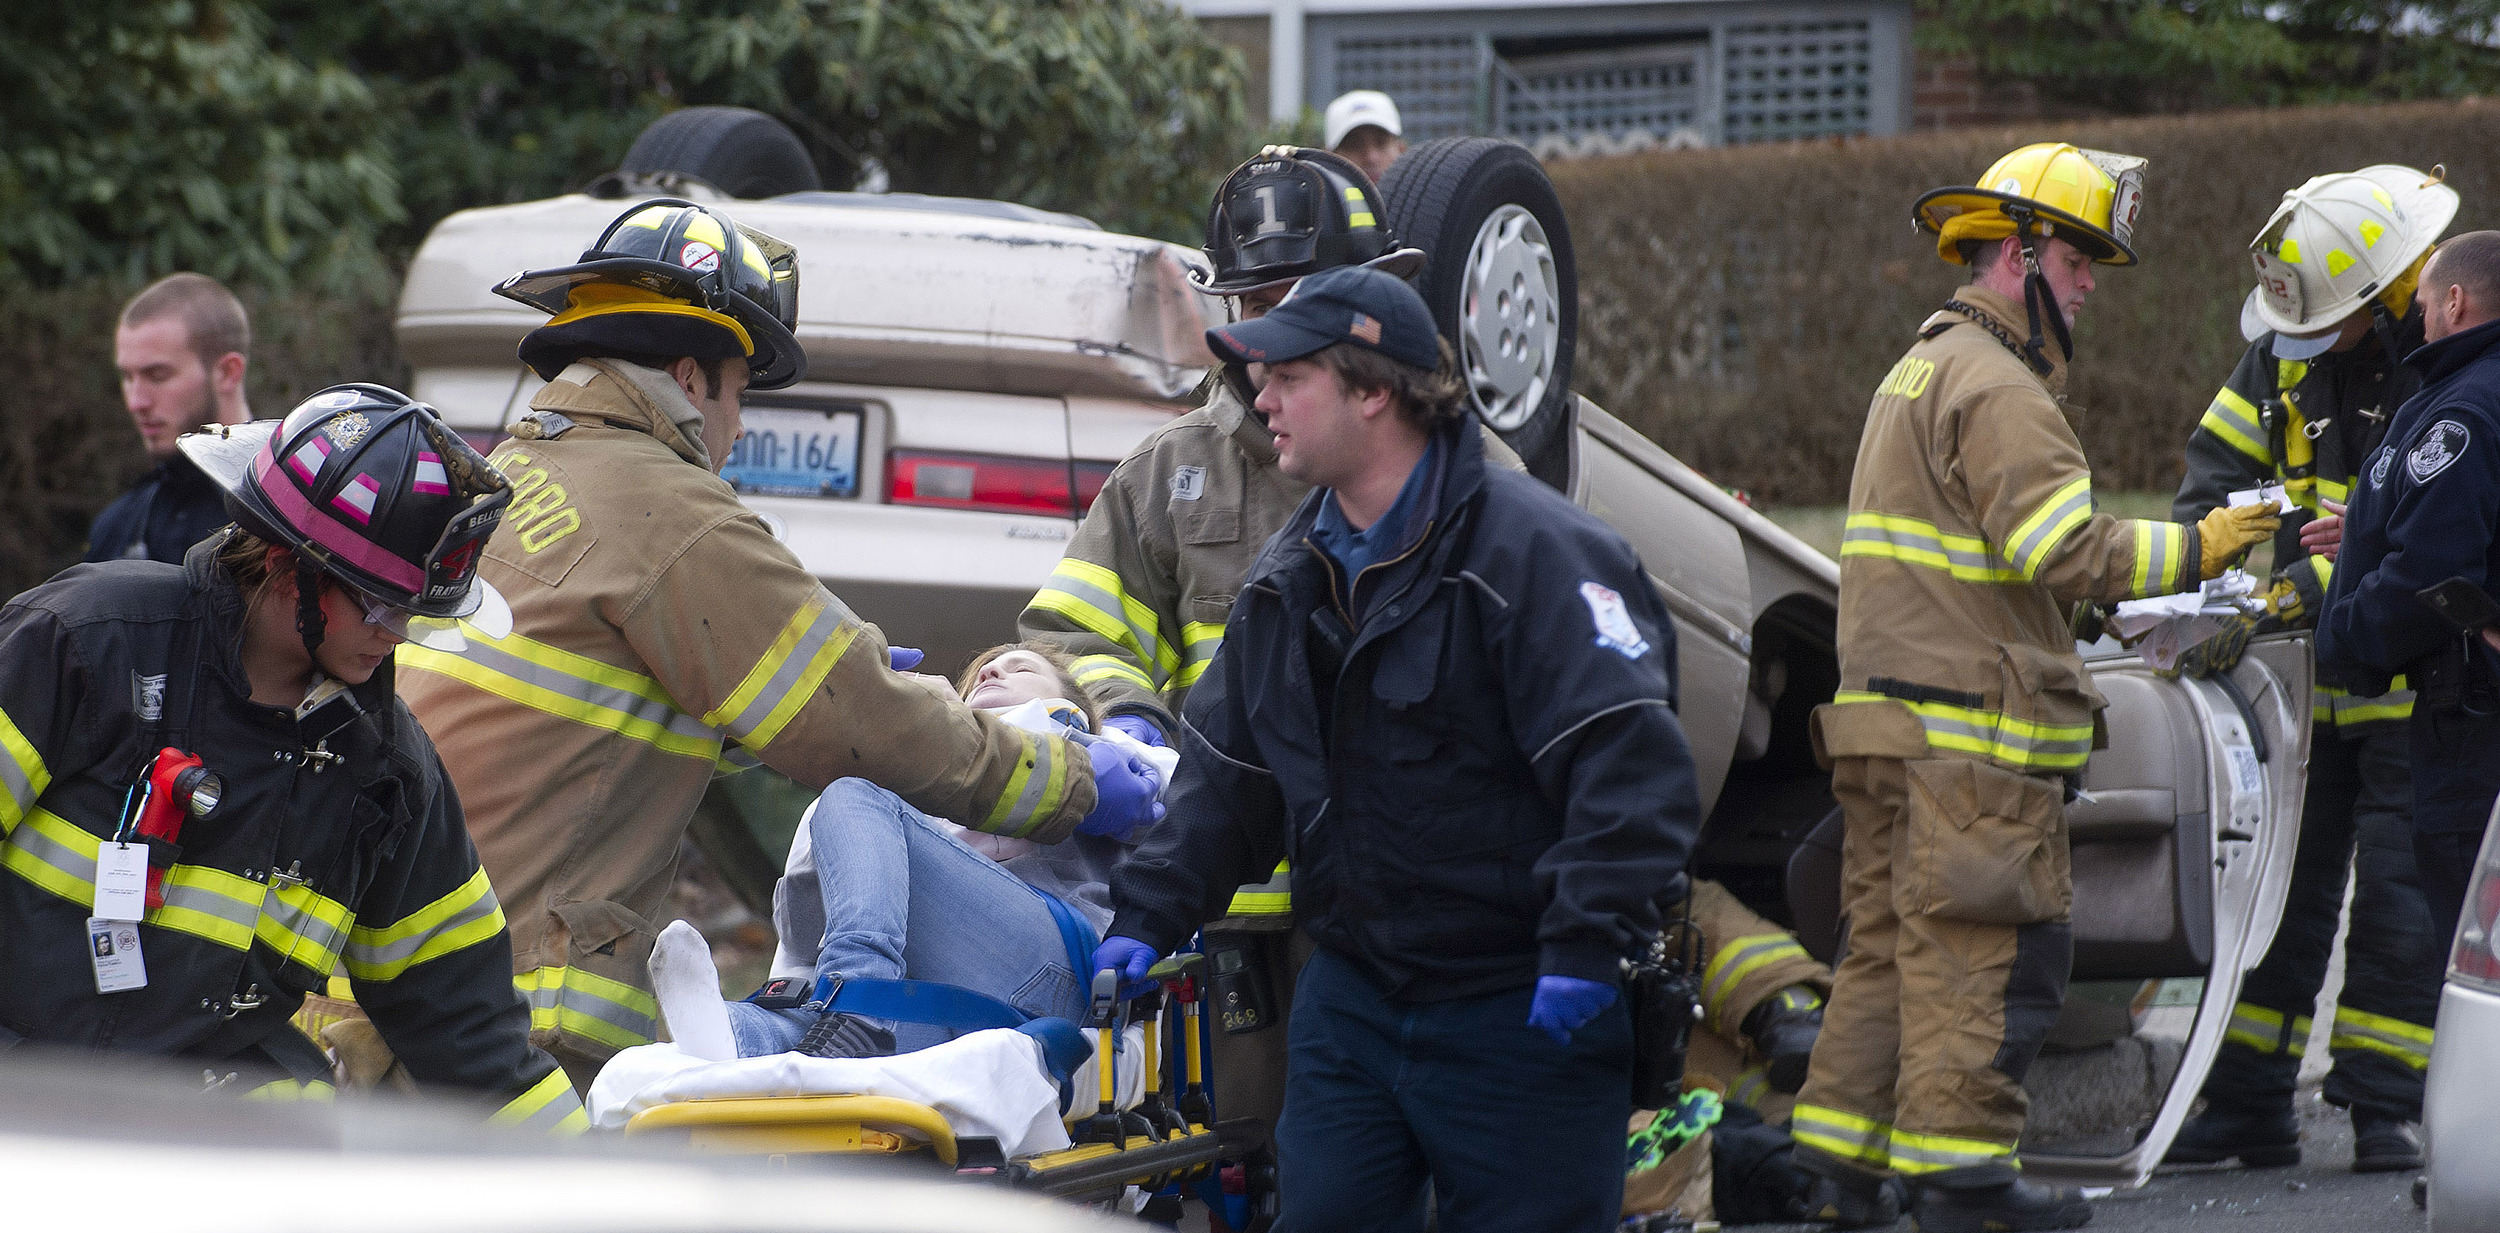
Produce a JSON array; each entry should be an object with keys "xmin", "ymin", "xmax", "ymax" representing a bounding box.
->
[{"xmin": 343, "ymin": 586, "xmax": 470, "ymax": 652}]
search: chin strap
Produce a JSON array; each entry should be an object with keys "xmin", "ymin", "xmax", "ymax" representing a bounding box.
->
[
  {"xmin": 2004, "ymin": 206, "xmax": 2072, "ymax": 380},
  {"xmin": 294, "ymin": 559, "xmax": 328, "ymax": 657}
]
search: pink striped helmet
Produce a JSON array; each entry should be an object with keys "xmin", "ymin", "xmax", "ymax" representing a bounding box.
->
[{"xmin": 182, "ymin": 385, "xmax": 511, "ymax": 645}]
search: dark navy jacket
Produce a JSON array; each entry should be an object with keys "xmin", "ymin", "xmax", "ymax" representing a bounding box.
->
[
  {"xmin": 85, "ymin": 452, "xmax": 233, "ymax": 565},
  {"xmin": 2319, "ymin": 316, "xmax": 2500, "ymax": 695},
  {"xmin": 1107, "ymin": 416, "xmax": 1702, "ymax": 1002}
]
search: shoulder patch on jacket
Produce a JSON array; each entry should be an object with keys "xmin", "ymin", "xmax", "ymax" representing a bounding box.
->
[
  {"xmin": 2369, "ymin": 447, "xmax": 2393, "ymax": 489},
  {"xmin": 1171, "ymin": 465, "xmax": 1205, "ymax": 501},
  {"xmin": 1579, "ymin": 581, "xmax": 1651, "ymax": 660},
  {"xmin": 2407, "ymin": 420, "xmax": 2471, "ymax": 484}
]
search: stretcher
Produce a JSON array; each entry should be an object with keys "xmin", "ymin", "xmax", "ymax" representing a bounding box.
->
[{"xmin": 619, "ymin": 955, "xmax": 1226, "ymax": 1209}]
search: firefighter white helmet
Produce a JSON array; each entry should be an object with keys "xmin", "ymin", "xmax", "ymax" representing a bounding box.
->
[{"xmin": 2242, "ymin": 164, "xmax": 2458, "ymax": 359}]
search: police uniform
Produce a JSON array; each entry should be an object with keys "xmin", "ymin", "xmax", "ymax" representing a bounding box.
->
[{"xmin": 2320, "ymin": 314, "xmax": 2500, "ymax": 950}]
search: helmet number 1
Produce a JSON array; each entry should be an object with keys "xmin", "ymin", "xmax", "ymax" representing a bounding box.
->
[{"xmin": 1253, "ymin": 185, "xmax": 1287, "ymax": 237}]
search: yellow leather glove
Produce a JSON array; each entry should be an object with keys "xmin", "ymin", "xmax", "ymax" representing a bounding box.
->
[
  {"xmin": 2260, "ymin": 576, "xmax": 2304, "ymax": 625},
  {"xmin": 2197, "ymin": 503, "xmax": 2282, "ymax": 579}
]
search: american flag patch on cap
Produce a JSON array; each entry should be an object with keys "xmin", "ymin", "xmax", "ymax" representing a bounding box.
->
[{"xmin": 1349, "ymin": 313, "xmax": 1382, "ymax": 344}]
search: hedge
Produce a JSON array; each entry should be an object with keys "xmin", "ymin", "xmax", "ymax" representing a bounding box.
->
[{"xmin": 1550, "ymin": 98, "xmax": 2500, "ymax": 506}]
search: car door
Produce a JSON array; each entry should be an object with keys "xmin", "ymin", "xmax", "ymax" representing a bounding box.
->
[{"xmin": 2018, "ymin": 633, "xmax": 2313, "ymax": 1186}]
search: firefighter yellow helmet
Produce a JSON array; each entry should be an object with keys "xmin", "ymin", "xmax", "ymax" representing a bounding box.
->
[{"xmin": 1914, "ymin": 142, "xmax": 2148, "ymax": 267}]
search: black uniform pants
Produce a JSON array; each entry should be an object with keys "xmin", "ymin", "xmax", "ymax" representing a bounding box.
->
[
  {"xmin": 2200, "ymin": 724, "xmax": 2440, "ymax": 1121},
  {"xmin": 2409, "ymin": 706, "xmax": 2500, "ymax": 949}
]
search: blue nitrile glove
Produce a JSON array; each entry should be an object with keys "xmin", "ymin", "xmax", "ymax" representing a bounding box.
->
[
  {"xmin": 1102, "ymin": 713, "xmax": 1168, "ymax": 748},
  {"xmin": 887, "ymin": 647, "xmax": 925, "ymax": 671},
  {"xmin": 1094, "ymin": 936, "xmax": 1162, "ymax": 1000},
  {"xmin": 1526, "ymin": 975, "xmax": 1619, "ymax": 1045},
  {"xmin": 1079, "ymin": 740, "xmax": 1165, "ymax": 840}
]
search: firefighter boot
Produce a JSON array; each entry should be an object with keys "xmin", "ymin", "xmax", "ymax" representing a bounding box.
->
[
  {"xmin": 795, "ymin": 1011, "xmax": 896, "ymax": 1060},
  {"xmin": 2351, "ymin": 1113, "xmax": 2424, "ymax": 1173},
  {"xmin": 1793, "ymin": 1148, "xmax": 1904, "ymax": 1228},
  {"xmin": 1909, "ymin": 1167, "xmax": 2090, "ymax": 1233},
  {"xmin": 2162, "ymin": 1102, "xmax": 2300, "ymax": 1168},
  {"xmin": 1744, "ymin": 986, "xmax": 1825, "ymax": 1094}
]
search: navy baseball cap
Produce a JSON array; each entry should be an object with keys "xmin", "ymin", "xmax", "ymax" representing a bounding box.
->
[{"xmin": 1205, "ymin": 265, "xmax": 1441, "ymax": 372}]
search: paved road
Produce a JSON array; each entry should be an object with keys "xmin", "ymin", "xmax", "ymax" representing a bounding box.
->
[{"xmin": 1733, "ymin": 1094, "xmax": 2423, "ymax": 1233}]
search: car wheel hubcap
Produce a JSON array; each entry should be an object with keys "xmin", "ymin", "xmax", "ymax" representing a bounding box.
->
[{"xmin": 1459, "ymin": 204, "xmax": 1559, "ymax": 432}]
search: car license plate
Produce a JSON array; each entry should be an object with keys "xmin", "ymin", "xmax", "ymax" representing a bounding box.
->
[{"xmin": 722, "ymin": 406, "xmax": 863, "ymax": 498}]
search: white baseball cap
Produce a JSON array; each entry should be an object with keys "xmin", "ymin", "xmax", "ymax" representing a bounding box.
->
[{"xmin": 1324, "ymin": 91, "xmax": 1403, "ymax": 150}]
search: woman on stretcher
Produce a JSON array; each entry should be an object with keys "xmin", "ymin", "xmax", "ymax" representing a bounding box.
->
[{"xmin": 655, "ymin": 644, "xmax": 1174, "ymax": 1061}]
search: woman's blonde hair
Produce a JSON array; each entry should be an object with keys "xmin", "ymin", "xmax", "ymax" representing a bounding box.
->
[{"xmin": 954, "ymin": 642, "xmax": 1101, "ymax": 731}]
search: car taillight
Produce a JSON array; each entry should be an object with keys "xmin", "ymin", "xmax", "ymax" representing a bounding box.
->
[
  {"xmin": 888, "ymin": 450, "xmax": 1113, "ymax": 517},
  {"xmin": 2449, "ymin": 821, "xmax": 2500, "ymax": 992}
]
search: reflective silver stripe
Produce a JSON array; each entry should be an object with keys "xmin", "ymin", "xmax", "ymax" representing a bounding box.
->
[
  {"xmin": 1914, "ymin": 709, "xmax": 2093, "ymax": 762},
  {"xmin": 524, "ymin": 975, "xmax": 658, "ymax": 1045},
  {"xmin": 711, "ymin": 601, "xmax": 851, "ymax": 744},
  {"xmin": 1700, "ymin": 934, "xmax": 1806, "ymax": 1017},
  {"xmin": 1839, "ymin": 522, "xmax": 2022, "ymax": 580},
  {"xmin": 2009, "ymin": 483, "xmax": 2094, "ymax": 575},
  {"xmin": 494, "ymin": 1068, "xmax": 588, "ymax": 1133},
  {"xmin": 1038, "ymin": 565, "xmax": 1171, "ymax": 672},
  {"xmin": 345, "ymin": 889, "xmax": 502, "ymax": 975},
  {"xmin": 993, "ymin": 730, "xmax": 1061, "ymax": 837},
  {"xmin": 456, "ymin": 636, "xmax": 716, "ymax": 746},
  {"xmin": 159, "ymin": 878, "xmax": 263, "ymax": 938},
  {"xmin": 263, "ymin": 890, "xmax": 353, "ymax": 972},
  {"xmin": 1888, "ymin": 1134, "xmax": 2013, "ymax": 1172}
]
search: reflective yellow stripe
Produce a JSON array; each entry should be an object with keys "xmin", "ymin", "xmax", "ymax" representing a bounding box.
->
[
  {"xmin": 2007, "ymin": 474, "xmax": 2095, "ymax": 580},
  {"xmin": 517, "ymin": 965, "xmax": 659, "ymax": 1052},
  {"xmin": 701, "ymin": 591, "xmax": 862, "ymax": 752},
  {"xmin": 2222, "ymin": 1001, "xmax": 2308, "ymax": 1056},
  {"xmin": 1071, "ymin": 654, "xmax": 1155, "ymax": 693},
  {"xmin": 1701, "ymin": 934, "xmax": 1812, "ymax": 1023},
  {"xmin": 0, "ymin": 704, "xmax": 50, "ymax": 834},
  {"xmin": 1727, "ymin": 1067, "xmax": 1772, "ymax": 1111},
  {"xmin": 2310, "ymin": 554, "xmax": 2336, "ymax": 590},
  {"xmin": 979, "ymin": 728, "xmax": 1074, "ymax": 840},
  {"xmin": 1175, "ymin": 620, "xmax": 1226, "ymax": 689},
  {"xmin": 2126, "ymin": 519, "xmax": 2187, "ymax": 598},
  {"xmin": 1224, "ymin": 861, "xmax": 1292, "ymax": 916},
  {"xmin": 1028, "ymin": 557, "xmax": 1178, "ymax": 677},
  {"xmin": 1792, "ymin": 1104, "xmax": 1892, "ymax": 1168},
  {"xmin": 1839, "ymin": 513, "xmax": 2025, "ymax": 583},
  {"xmin": 2330, "ymin": 1007, "xmax": 2433, "ymax": 1069},
  {"xmin": 346, "ymin": 867, "xmax": 506, "ymax": 981},
  {"xmin": 1830, "ymin": 692, "xmax": 2092, "ymax": 771},
  {"xmin": 245, "ymin": 1080, "xmax": 337, "ymax": 1103},
  {"xmin": 491, "ymin": 1066, "xmax": 589, "ymax": 1134},
  {"xmin": 1889, "ymin": 1127, "xmax": 2017, "ymax": 1175},
  {"xmin": 3, "ymin": 808, "xmax": 360, "ymax": 974},
  {"xmin": 2201, "ymin": 387, "xmax": 2270, "ymax": 464},
  {"xmin": 398, "ymin": 623, "xmax": 723, "ymax": 762}
]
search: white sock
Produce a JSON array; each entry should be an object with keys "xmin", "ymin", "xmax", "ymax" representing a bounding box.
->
[{"xmin": 649, "ymin": 919, "xmax": 735, "ymax": 1062}]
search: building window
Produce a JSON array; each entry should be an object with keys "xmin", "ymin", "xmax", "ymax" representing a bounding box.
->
[
  {"xmin": 1722, "ymin": 19, "xmax": 1874, "ymax": 143},
  {"xmin": 1334, "ymin": 35, "xmax": 1482, "ymax": 142}
]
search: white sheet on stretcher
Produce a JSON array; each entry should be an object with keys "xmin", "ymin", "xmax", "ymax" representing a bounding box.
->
[{"xmin": 587, "ymin": 1023, "xmax": 1149, "ymax": 1159}]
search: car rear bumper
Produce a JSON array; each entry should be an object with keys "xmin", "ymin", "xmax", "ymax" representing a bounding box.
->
[{"xmin": 2428, "ymin": 980, "xmax": 2500, "ymax": 1229}]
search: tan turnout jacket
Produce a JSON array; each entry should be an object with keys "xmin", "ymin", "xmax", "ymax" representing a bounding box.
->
[
  {"xmin": 1824, "ymin": 286, "xmax": 2202, "ymax": 774},
  {"xmin": 1019, "ymin": 370, "xmax": 1305, "ymax": 730},
  {"xmin": 401, "ymin": 359, "xmax": 1095, "ymax": 1060}
]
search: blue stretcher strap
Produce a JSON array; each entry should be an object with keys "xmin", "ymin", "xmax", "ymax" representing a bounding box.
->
[
  {"xmin": 823, "ymin": 977, "xmax": 1029, "ymax": 1033},
  {"xmin": 1032, "ymin": 884, "xmax": 1099, "ymax": 982}
]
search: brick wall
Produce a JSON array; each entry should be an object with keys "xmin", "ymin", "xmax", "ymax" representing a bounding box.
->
[{"xmin": 1909, "ymin": 53, "xmax": 2040, "ymax": 131}]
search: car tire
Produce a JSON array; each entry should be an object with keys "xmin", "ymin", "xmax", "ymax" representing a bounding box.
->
[
  {"xmin": 1378, "ymin": 137, "xmax": 1578, "ymax": 487},
  {"xmin": 620, "ymin": 106, "xmax": 822, "ymax": 199}
]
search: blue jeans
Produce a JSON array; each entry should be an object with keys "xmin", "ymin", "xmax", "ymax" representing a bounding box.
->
[
  {"xmin": 727, "ymin": 778, "xmax": 1088, "ymax": 1056},
  {"xmin": 1276, "ymin": 947, "xmax": 1632, "ymax": 1233}
]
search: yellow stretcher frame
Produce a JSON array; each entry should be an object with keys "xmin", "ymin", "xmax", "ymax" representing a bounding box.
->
[{"xmin": 622, "ymin": 960, "xmax": 1225, "ymax": 1204}]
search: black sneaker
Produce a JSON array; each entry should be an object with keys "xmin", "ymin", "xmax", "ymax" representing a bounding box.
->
[
  {"xmin": 2162, "ymin": 1103, "xmax": 2300, "ymax": 1168},
  {"xmin": 794, "ymin": 1011, "xmax": 896, "ymax": 1060},
  {"xmin": 2351, "ymin": 1114, "xmax": 2424, "ymax": 1173},
  {"xmin": 1910, "ymin": 1177, "xmax": 2090, "ymax": 1233}
]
